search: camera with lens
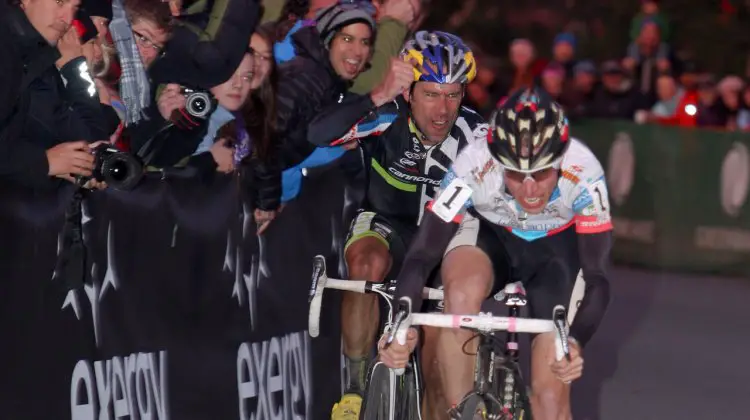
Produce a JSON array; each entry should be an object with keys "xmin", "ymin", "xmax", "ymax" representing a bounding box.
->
[
  {"xmin": 181, "ymin": 87, "xmax": 215, "ymax": 119},
  {"xmin": 78, "ymin": 144, "xmax": 144, "ymax": 190}
]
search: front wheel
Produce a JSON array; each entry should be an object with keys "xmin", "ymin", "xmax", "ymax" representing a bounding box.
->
[{"xmin": 360, "ymin": 361, "xmax": 395, "ymax": 420}]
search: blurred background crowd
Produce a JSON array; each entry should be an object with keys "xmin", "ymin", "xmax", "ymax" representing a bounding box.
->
[{"xmin": 3, "ymin": 0, "xmax": 750, "ymax": 209}]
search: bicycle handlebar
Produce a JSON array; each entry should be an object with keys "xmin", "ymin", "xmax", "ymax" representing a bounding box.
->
[
  {"xmin": 307, "ymin": 255, "xmax": 444, "ymax": 338},
  {"xmin": 390, "ymin": 297, "xmax": 571, "ymax": 364}
]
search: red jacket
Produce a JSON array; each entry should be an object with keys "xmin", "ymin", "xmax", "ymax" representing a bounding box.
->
[{"xmin": 653, "ymin": 90, "xmax": 699, "ymax": 127}]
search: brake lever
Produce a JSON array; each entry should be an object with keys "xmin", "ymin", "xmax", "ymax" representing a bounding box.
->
[{"xmin": 553, "ymin": 305, "xmax": 571, "ymax": 362}]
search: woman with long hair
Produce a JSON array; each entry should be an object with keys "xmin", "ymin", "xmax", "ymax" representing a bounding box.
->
[{"xmin": 237, "ymin": 22, "xmax": 282, "ymax": 233}]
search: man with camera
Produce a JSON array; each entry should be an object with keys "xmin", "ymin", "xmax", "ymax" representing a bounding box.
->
[{"xmin": 0, "ymin": 0, "xmax": 118, "ymax": 188}]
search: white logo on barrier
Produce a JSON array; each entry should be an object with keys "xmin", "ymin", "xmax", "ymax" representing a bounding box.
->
[
  {"xmin": 606, "ymin": 132, "xmax": 635, "ymax": 206},
  {"xmin": 237, "ymin": 331, "xmax": 312, "ymax": 420},
  {"xmin": 70, "ymin": 351, "xmax": 169, "ymax": 420},
  {"xmin": 228, "ymin": 203, "xmax": 269, "ymax": 331},
  {"xmin": 720, "ymin": 142, "xmax": 750, "ymax": 217},
  {"xmin": 59, "ymin": 204, "xmax": 120, "ymax": 347}
]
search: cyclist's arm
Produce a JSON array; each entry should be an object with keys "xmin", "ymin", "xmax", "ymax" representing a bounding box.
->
[
  {"xmin": 395, "ymin": 172, "xmax": 471, "ymax": 310},
  {"xmin": 569, "ymin": 172, "xmax": 614, "ymax": 346},
  {"xmin": 394, "ymin": 210, "xmax": 460, "ymax": 312},
  {"xmin": 569, "ymin": 230, "xmax": 612, "ymax": 347},
  {"xmin": 306, "ymin": 95, "xmax": 397, "ymax": 147}
]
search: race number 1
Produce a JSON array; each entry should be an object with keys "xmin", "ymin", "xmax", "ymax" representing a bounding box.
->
[
  {"xmin": 588, "ymin": 179, "xmax": 610, "ymax": 213},
  {"xmin": 432, "ymin": 177, "xmax": 473, "ymax": 222}
]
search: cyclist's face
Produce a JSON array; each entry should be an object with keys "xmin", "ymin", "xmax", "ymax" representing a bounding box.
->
[
  {"xmin": 503, "ymin": 168, "xmax": 559, "ymax": 213},
  {"xmin": 407, "ymin": 82, "xmax": 464, "ymax": 144}
]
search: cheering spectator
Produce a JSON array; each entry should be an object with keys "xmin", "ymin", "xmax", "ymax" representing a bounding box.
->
[
  {"xmin": 274, "ymin": 0, "xmax": 419, "ymax": 95},
  {"xmin": 623, "ymin": 18, "xmax": 672, "ymax": 107},
  {"xmin": 590, "ymin": 60, "xmax": 641, "ymax": 120},
  {"xmin": 630, "ymin": 0, "xmax": 670, "ymax": 42},
  {"xmin": 648, "ymin": 72, "xmax": 701, "ymax": 127},
  {"xmin": 551, "ymin": 32, "xmax": 577, "ymax": 79},
  {"xmin": 276, "ymin": 2, "xmax": 376, "ymax": 202},
  {"xmin": 0, "ymin": 0, "xmax": 113, "ymax": 187},
  {"xmin": 498, "ymin": 39, "xmax": 541, "ymax": 97},
  {"xmin": 561, "ymin": 60, "xmax": 598, "ymax": 120},
  {"xmin": 716, "ymin": 75, "xmax": 743, "ymax": 130},
  {"xmin": 695, "ymin": 78, "xmax": 726, "ymax": 128},
  {"xmin": 250, "ymin": 23, "xmax": 276, "ymax": 90},
  {"xmin": 650, "ymin": 73, "xmax": 684, "ymax": 118},
  {"xmin": 540, "ymin": 62, "xmax": 565, "ymax": 101}
]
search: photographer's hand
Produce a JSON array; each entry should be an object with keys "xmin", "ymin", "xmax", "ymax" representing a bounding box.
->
[
  {"xmin": 158, "ymin": 84, "xmax": 187, "ymax": 121},
  {"xmin": 47, "ymin": 141, "xmax": 95, "ymax": 178}
]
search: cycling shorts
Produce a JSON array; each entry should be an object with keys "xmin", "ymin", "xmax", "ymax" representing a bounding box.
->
[
  {"xmin": 344, "ymin": 210, "xmax": 418, "ymax": 276},
  {"xmin": 441, "ymin": 213, "xmax": 581, "ymax": 320}
]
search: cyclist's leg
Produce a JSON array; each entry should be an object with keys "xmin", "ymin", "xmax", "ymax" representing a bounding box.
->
[
  {"xmin": 434, "ymin": 215, "xmax": 501, "ymax": 413},
  {"xmin": 520, "ymin": 227, "xmax": 581, "ymax": 420},
  {"xmin": 341, "ymin": 211, "xmax": 394, "ymax": 395}
]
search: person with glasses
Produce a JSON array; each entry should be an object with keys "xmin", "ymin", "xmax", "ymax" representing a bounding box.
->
[
  {"xmin": 123, "ymin": 0, "xmax": 171, "ymax": 68},
  {"xmin": 306, "ymin": 30, "xmax": 483, "ymax": 419},
  {"xmin": 380, "ymin": 88, "xmax": 613, "ymax": 420}
]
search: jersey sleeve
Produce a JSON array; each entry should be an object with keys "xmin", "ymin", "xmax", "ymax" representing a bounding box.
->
[
  {"xmin": 306, "ymin": 96, "xmax": 399, "ymax": 147},
  {"xmin": 570, "ymin": 162, "xmax": 613, "ymax": 235}
]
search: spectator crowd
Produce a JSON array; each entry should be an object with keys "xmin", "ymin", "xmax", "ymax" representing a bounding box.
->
[
  {"xmin": 2, "ymin": 0, "xmax": 748, "ymax": 214},
  {"xmin": 463, "ymin": 0, "xmax": 750, "ymax": 131}
]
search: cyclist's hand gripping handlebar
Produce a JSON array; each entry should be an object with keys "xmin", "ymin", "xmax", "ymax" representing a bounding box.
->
[{"xmin": 386, "ymin": 297, "xmax": 413, "ymax": 376}]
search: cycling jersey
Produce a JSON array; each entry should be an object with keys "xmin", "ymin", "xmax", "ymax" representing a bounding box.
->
[
  {"xmin": 394, "ymin": 136, "xmax": 613, "ymax": 346},
  {"xmin": 436, "ymin": 137, "xmax": 613, "ymax": 239},
  {"xmin": 307, "ymin": 95, "xmax": 487, "ymax": 227}
]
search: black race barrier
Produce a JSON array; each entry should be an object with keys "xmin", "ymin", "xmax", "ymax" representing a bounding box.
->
[{"xmin": 0, "ymin": 165, "xmax": 353, "ymax": 420}]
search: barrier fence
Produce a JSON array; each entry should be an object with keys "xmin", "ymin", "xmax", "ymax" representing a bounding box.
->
[
  {"xmin": 1, "ymin": 120, "xmax": 748, "ymax": 418},
  {"xmin": 575, "ymin": 119, "xmax": 750, "ymax": 276},
  {"xmin": 0, "ymin": 165, "xmax": 352, "ymax": 420}
]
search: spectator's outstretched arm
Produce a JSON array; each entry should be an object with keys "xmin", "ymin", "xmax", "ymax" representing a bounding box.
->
[
  {"xmin": 307, "ymin": 94, "xmax": 391, "ymax": 147},
  {"xmin": 350, "ymin": 18, "xmax": 408, "ymax": 95},
  {"xmin": 309, "ymin": 57, "xmax": 414, "ymax": 146}
]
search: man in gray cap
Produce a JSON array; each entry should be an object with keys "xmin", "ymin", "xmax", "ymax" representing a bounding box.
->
[{"xmin": 274, "ymin": 1, "xmax": 376, "ymax": 192}]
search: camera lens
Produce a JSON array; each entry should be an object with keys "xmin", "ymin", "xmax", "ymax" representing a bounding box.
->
[
  {"xmin": 186, "ymin": 92, "xmax": 212, "ymax": 118},
  {"xmin": 107, "ymin": 160, "xmax": 129, "ymax": 182},
  {"xmin": 100, "ymin": 153, "xmax": 143, "ymax": 190}
]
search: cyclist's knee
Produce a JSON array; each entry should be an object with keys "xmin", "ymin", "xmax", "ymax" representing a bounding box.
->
[
  {"xmin": 442, "ymin": 247, "xmax": 492, "ymax": 314},
  {"xmin": 345, "ymin": 238, "xmax": 390, "ymax": 282},
  {"xmin": 443, "ymin": 278, "xmax": 486, "ymax": 314},
  {"xmin": 531, "ymin": 385, "xmax": 570, "ymax": 420}
]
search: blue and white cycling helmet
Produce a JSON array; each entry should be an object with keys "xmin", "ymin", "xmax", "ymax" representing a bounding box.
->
[{"xmin": 401, "ymin": 30, "xmax": 477, "ymax": 84}]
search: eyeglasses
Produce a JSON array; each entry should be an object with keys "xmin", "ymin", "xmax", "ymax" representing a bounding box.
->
[
  {"xmin": 132, "ymin": 30, "xmax": 166, "ymax": 57},
  {"xmin": 504, "ymin": 167, "xmax": 558, "ymax": 184}
]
